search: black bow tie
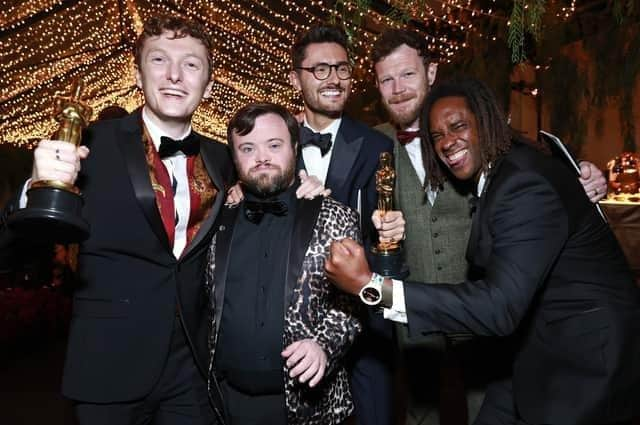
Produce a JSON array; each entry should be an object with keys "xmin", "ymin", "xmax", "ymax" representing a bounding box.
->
[
  {"xmin": 244, "ymin": 200, "xmax": 288, "ymax": 224},
  {"xmin": 158, "ymin": 133, "xmax": 199, "ymax": 159},
  {"xmin": 300, "ymin": 126, "xmax": 332, "ymax": 156}
]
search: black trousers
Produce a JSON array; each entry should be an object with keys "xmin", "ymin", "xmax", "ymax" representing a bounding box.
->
[
  {"xmin": 219, "ymin": 379, "xmax": 286, "ymax": 425},
  {"xmin": 349, "ymin": 315, "xmax": 396, "ymax": 425},
  {"xmin": 74, "ymin": 317, "xmax": 215, "ymax": 425}
]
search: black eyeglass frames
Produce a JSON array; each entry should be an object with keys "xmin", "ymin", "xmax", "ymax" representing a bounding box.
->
[{"xmin": 295, "ymin": 62, "xmax": 353, "ymax": 80}]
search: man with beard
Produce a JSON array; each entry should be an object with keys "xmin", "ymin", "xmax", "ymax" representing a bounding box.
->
[
  {"xmin": 206, "ymin": 102, "xmax": 361, "ymax": 425},
  {"xmin": 370, "ymin": 29, "xmax": 608, "ymax": 424},
  {"xmin": 288, "ymin": 25, "xmax": 400, "ymax": 425}
]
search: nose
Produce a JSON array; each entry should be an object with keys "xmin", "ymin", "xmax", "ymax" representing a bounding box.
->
[
  {"xmin": 326, "ymin": 66, "xmax": 340, "ymax": 84},
  {"xmin": 438, "ymin": 132, "xmax": 457, "ymax": 152},
  {"xmin": 392, "ymin": 79, "xmax": 404, "ymax": 94},
  {"xmin": 254, "ymin": 145, "xmax": 271, "ymax": 163},
  {"xmin": 166, "ymin": 61, "xmax": 182, "ymax": 83}
]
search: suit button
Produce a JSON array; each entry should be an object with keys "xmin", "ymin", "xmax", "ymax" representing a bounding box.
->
[
  {"xmin": 431, "ymin": 216, "xmax": 437, "ymax": 222},
  {"xmin": 435, "ymin": 249, "xmax": 441, "ymax": 255},
  {"xmin": 219, "ymin": 225, "xmax": 225, "ymax": 231},
  {"xmin": 433, "ymin": 232, "xmax": 439, "ymax": 238},
  {"xmin": 437, "ymin": 265, "xmax": 442, "ymax": 271}
]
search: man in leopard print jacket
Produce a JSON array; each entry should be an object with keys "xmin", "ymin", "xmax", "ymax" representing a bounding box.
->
[{"xmin": 205, "ymin": 102, "xmax": 362, "ymax": 425}]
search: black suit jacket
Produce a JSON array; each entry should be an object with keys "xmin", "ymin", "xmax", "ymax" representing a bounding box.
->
[
  {"xmin": 299, "ymin": 115, "xmax": 393, "ymax": 247},
  {"xmin": 403, "ymin": 142, "xmax": 640, "ymax": 424},
  {"xmin": 3, "ymin": 111, "xmax": 234, "ymax": 405}
]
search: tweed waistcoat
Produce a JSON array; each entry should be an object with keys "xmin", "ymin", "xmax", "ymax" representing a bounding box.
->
[{"xmin": 376, "ymin": 123, "xmax": 473, "ymax": 348}]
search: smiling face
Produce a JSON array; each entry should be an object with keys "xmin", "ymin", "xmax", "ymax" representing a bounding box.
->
[
  {"xmin": 136, "ymin": 31, "xmax": 213, "ymax": 130},
  {"xmin": 289, "ymin": 42, "xmax": 351, "ymax": 121},
  {"xmin": 375, "ymin": 44, "xmax": 437, "ymax": 129},
  {"xmin": 231, "ymin": 113, "xmax": 297, "ymax": 198},
  {"xmin": 429, "ymin": 96, "xmax": 483, "ymax": 182}
]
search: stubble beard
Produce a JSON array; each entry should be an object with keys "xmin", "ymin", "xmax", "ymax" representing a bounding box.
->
[{"xmin": 303, "ymin": 83, "xmax": 348, "ymax": 120}]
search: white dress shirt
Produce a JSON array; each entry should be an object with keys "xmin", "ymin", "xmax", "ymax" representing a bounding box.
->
[
  {"xmin": 301, "ymin": 118, "xmax": 342, "ymax": 186},
  {"xmin": 401, "ymin": 129, "xmax": 437, "ymax": 206}
]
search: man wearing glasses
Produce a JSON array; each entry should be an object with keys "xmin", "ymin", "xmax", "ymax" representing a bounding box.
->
[{"xmin": 289, "ymin": 26, "xmax": 399, "ymax": 425}]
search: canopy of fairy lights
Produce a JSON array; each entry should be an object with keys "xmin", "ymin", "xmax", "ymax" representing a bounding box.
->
[{"xmin": 0, "ymin": 0, "xmax": 582, "ymax": 147}]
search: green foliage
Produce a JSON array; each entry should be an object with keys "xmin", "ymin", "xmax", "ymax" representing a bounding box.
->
[
  {"xmin": 507, "ymin": 0, "xmax": 526, "ymax": 63},
  {"xmin": 334, "ymin": 0, "xmax": 639, "ymax": 152}
]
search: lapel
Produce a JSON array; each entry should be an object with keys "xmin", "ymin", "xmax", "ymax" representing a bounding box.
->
[
  {"xmin": 181, "ymin": 138, "xmax": 227, "ymax": 259},
  {"xmin": 212, "ymin": 206, "xmax": 240, "ymax": 337},
  {"xmin": 115, "ymin": 111, "xmax": 171, "ymax": 252},
  {"xmin": 466, "ymin": 160, "xmax": 502, "ymax": 266},
  {"xmin": 283, "ymin": 196, "xmax": 323, "ymax": 307},
  {"xmin": 325, "ymin": 116, "xmax": 363, "ymax": 195}
]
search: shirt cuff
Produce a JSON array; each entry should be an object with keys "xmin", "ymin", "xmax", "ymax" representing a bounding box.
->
[
  {"xmin": 382, "ymin": 279, "xmax": 407, "ymax": 323},
  {"xmin": 18, "ymin": 179, "xmax": 32, "ymax": 209}
]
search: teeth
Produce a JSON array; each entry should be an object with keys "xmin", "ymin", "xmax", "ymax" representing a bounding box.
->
[
  {"xmin": 448, "ymin": 149, "xmax": 467, "ymax": 162},
  {"xmin": 321, "ymin": 90, "xmax": 341, "ymax": 96}
]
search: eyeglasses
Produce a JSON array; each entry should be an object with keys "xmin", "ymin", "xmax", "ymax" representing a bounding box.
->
[{"xmin": 295, "ymin": 62, "xmax": 353, "ymax": 80}]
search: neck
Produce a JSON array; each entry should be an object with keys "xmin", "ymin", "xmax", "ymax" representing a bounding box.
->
[
  {"xmin": 397, "ymin": 118, "xmax": 419, "ymax": 131},
  {"xmin": 143, "ymin": 105, "xmax": 191, "ymax": 139},
  {"xmin": 305, "ymin": 110, "xmax": 339, "ymax": 131}
]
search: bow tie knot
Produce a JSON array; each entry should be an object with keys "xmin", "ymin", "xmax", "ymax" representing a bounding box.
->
[
  {"xmin": 396, "ymin": 129, "xmax": 421, "ymax": 145},
  {"xmin": 244, "ymin": 199, "xmax": 288, "ymax": 224},
  {"xmin": 158, "ymin": 133, "xmax": 199, "ymax": 159},
  {"xmin": 300, "ymin": 126, "xmax": 332, "ymax": 156}
]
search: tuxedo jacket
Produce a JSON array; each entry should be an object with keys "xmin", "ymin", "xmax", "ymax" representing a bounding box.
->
[
  {"xmin": 206, "ymin": 197, "xmax": 362, "ymax": 425},
  {"xmin": 3, "ymin": 111, "xmax": 234, "ymax": 404},
  {"xmin": 299, "ymin": 115, "xmax": 393, "ymax": 247},
  {"xmin": 403, "ymin": 142, "xmax": 640, "ymax": 424}
]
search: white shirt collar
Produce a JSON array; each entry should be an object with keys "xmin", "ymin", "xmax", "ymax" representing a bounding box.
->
[
  {"xmin": 476, "ymin": 164, "xmax": 492, "ymax": 197},
  {"xmin": 303, "ymin": 116, "xmax": 342, "ymax": 143},
  {"xmin": 142, "ymin": 106, "xmax": 192, "ymax": 152}
]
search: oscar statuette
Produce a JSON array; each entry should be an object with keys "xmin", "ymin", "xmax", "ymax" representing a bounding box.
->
[
  {"xmin": 371, "ymin": 152, "xmax": 409, "ymax": 279},
  {"xmin": 8, "ymin": 79, "xmax": 92, "ymax": 243}
]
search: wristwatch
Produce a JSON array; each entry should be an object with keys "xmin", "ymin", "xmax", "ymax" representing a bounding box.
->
[{"xmin": 359, "ymin": 273, "xmax": 393, "ymax": 307}]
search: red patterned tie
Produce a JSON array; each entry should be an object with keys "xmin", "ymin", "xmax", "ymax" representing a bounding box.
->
[{"xmin": 396, "ymin": 129, "xmax": 421, "ymax": 145}]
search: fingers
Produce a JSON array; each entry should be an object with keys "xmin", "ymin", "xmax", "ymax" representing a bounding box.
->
[
  {"xmin": 296, "ymin": 171, "xmax": 328, "ymax": 199},
  {"xmin": 371, "ymin": 210, "xmax": 383, "ymax": 230},
  {"xmin": 579, "ymin": 161, "xmax": 592, "ymax": 180},
  {"xmin": 376, "ymin": 211, "xmax": 405, "ymax": 241},
  {"xmin": 77, "ymin": 146, "xmax": 90, "ymax": 159},
  {"xmin": 282, "ymin": 340, "xmax": 327, "ymax": 387},
  {"xmin": 329, "ymin": 238, "xmax": 356, "ymax": 260},
  {"xmin": 308, "ymin": 361, "xmax": 326, "ymax": 387},
  {"xmin": 32, "ymin": 140, "xmax": 86, "ymax": 184},
  {"xmin": 578, "ymin": 162, "xmax": 607, "ymax": 203},
  {"xmin": 225, "ymin": 183, "xmax": 244, "ymax": 206}
]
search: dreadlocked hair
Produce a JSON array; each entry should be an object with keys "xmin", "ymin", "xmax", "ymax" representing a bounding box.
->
[{"xmin": 420, "ymin": 77, "xmax": 513, "ymax": 188}]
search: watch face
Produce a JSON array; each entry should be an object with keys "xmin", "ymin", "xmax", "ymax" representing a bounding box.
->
[{"xmin": 361, "ymin": 286, "xmax": 381, "ymax": 304}]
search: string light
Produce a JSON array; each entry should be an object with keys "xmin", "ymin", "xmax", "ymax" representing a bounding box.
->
[{"xmin": 1, "ymin": 0, "xmax": 513, "ymax": 147}]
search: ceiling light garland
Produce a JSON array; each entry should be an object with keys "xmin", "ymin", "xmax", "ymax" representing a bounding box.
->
[{"xmin": 1, "ymin": 0, "xmax": 530, "ymax": 148}]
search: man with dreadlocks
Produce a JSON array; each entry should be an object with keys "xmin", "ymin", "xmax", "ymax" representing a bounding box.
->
[{"xmin": 325, "ymin": 77, "xmax": 640, "ymax": 425}]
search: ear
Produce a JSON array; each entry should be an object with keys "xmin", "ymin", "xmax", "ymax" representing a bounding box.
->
[
  {"xmin": 289, "ymin": 70, "xmax": 301, "ymax": 92},
  {"xmin": 427, "ymin": 63, "xmax": 438, "ymax": 87},
  {"xmin": 135, "ymin": 68, "xmax": 143, "ymax": 90},
  {"xmin": 202, "ymin": 80, "xmax": 214, "ymax": 100}
]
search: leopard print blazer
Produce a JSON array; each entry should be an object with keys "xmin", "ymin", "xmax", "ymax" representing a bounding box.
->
[{"xmin": 206, "ymin": 197, "xmax": 363, "ymax": 425}]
